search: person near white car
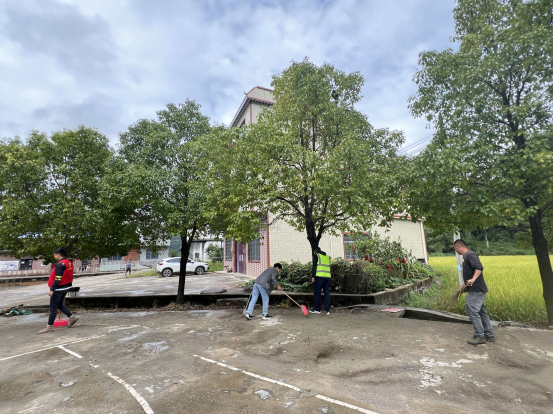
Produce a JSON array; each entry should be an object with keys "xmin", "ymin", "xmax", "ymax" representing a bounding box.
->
[{"xmin": 156, "ymin": 257, "xmax": 209, "ymax": 277}]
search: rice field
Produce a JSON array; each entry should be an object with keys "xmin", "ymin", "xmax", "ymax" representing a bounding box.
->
[{"xmin": 428, "ymin": 256, "xmax": 548, "ymax": 323}]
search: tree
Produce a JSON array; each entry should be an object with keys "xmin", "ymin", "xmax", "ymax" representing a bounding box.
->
[
  {"xmin": 203, "ymin": 59, "xmax": 404, "ymax": 251},
  {"xmin": 118, "ymin": 101, "xmax": 228, "ymax": 303},
  {"xmin": 205, "ymin": 244, "xmax": 223, "ymax": 262},
  {"xmin": 0, "ymin": 127, "xmax": 137, "ymax": 263},
  {"xmin": 407, "ymin": 0, "xmax": 553, "ymax": 324}
]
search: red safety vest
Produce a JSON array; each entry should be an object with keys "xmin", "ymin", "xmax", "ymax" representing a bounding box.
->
[{"xmin": 48, "ymin": 258, "xmax": 74, "ymax": 287}]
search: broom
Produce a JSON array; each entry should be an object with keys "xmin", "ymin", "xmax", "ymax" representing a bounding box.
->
[
  {"xmin": 450, "ymin": 286, "xmax": 467, "ymax": 306},
  {"xmin": 53, "ymin": 310, "xmax": 68, "ymax": 327},
  {"xmin": 280, "ymin": 290, "xmax": 308, "ymax": 316}
]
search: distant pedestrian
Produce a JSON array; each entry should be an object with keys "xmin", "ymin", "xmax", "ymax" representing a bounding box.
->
[
  {"xmin": 36, "ymin": 248, "xmax": 78, "ymax": 334},
  {"xmin": 245, "ymin": 263, "xmax": 282, "ymax": 320},
  {"xmin": 309, "ymin": 247, "xmax": 332, "ymax": 315},
  {"xmin": 125, "ymin": 261, "xmax": 132, "ymax": 276},
  {"xmin": 453, "ymin": 239, "xmax": 495, "ymax": 345}
]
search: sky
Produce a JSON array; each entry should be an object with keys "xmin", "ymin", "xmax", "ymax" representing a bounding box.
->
[{"xmin": 0, "ymin": 0, "xmax": 457, "ymax": 149}]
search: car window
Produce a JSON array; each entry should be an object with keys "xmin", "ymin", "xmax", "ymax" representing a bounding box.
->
[
  {"xmin": 168, "ymin": 258, "xmax": 180, "ymax": 263},
  {"xmin": 188, "ymin": 259, "xmax": 192, "ymax": 263}
]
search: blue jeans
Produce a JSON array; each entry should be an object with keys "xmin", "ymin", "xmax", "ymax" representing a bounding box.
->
[
  {"xmin": 314, "ymin": 277, "xmax": 331, "ymax": 312},
  {"xmin": 247, "ymin": 283, "xmax": 270, "ymax": 316},
  {"xmin": 465, "ymin": 291, "xmax": 494, "ymax": 338}
]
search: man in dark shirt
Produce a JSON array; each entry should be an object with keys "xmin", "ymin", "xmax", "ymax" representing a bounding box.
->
[
  {"xmin": 245, "ymin": 263, "xmax": 282, "ymax": 320},
  {"xmin": 454, "ymin": 239, "xmax": 494, "ymax": 345}
]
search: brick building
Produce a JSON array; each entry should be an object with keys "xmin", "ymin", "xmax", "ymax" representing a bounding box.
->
[{"xmin": 222, "ymin": 87, "xmax": 429, "ymax": 277}]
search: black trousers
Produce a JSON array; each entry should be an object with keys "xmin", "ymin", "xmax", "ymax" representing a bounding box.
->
[
  {"xmin": 314, "ymin": 277, "xmax": 331, "ymax": 312},
  {"xmin": 48, "ymin": 290, "xmax": 72, "ymax": 326}
]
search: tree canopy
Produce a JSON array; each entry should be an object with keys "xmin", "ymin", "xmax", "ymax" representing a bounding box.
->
[
  {"xmin": 118, "ymin": 100, "xmax": 231, "ymax": 302},
  {"xmin": 0, "ymin": 126, "xmax": 137, "ymax": 263},
  {"xmin": 202, "ymin": 59, "xmax": 405, "ymax": 251},
  {"xmin": 407, "ymin": 0, "xmax": 553, "ymax": 324}
]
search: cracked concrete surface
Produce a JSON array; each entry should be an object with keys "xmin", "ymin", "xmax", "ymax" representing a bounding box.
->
[{"xmin": 1, "ymin": 308, "xmax": 552, "ymax": 413}]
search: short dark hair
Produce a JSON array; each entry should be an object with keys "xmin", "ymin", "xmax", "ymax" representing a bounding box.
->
[
  {"xmin": 274, "ymin": 263, "xmax": 282, "ymax": 270},
  {"xmin": 453, "ymin": 239, "xmax": 467, "ymax": 248},
  {"xmin": 54, "ymin": 248, "xmax": 67, "ymax": 257}
]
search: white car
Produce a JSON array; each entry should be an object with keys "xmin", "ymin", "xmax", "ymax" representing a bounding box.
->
[{"xmin": 156, "ymin": 257, "xmax": 209, "ymax": 278}]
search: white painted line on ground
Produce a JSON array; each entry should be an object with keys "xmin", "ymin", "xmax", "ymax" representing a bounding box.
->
[
  {"xmin": 57, "ymin": 345, "xmax": 83, "ymax": 359},
  {"xmin": 107, "ymin": 372, "xmax": 154, "ymax": 414},
  {"xmin": 193, "ymin": 355, "xmax": 377, "ymax": 414},
  {"xmin": 0, "ymin": 335, "xmax": 104, "ymax": 362},
  {"xmin": 315, "ymin": 394, "xmax": 376, "ymax": 414}
]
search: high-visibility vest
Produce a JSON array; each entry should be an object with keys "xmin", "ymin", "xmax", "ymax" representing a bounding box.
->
[{"xmin": 315, "ymin": 253, "xmax": 331, "ymax": 278}]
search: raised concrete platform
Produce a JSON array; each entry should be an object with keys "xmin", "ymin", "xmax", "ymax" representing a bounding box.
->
[
  {"xmin": 2, "ymin": 273, "xmax": 433, "ymax": 313},
  {"xmin": 0, "ymin": 271, "xmax": 119, "ymax": 284},
  {"xmin": 0, "ymin": 271, "xmax": 251, "ymax": 310}
]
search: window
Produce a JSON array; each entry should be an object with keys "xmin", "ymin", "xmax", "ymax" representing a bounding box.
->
[
  {"xmin": 225, "ymin": 239, "xmax": 232, "ymax": 261},
  {"xmin": 248, "ymin": 239, "xmax": 260, "ymax": 261},
  {"xmin": 107, "ymin": 254, "xmax": 122, "ymax": 261},
  {"xmin": 343, "ymin": 234, "xmax": 368, "ymax": 260},
  {"xmin": 145, "ymin": 249, "xmax": 158, "ymax": 260},
  {"xmin": 195, "ymin": 252, "xmax": 199, "ymax": 259},
  {"xmin": 168, "ymin": 258, "xmax": 180, "ymax": 263}
]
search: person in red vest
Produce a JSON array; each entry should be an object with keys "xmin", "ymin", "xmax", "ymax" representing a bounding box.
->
[{"xmin": 36, "ymin": 248, "xmax": 79, "ymax": 334}]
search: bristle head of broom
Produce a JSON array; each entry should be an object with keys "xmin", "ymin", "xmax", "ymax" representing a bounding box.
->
[
  {"xmin": 53, "ymin": 319, "xmax": 68, "ymax": 327},
  {"xmin": 301, "ymin": 305, "xmax": 308, "ymax": 316}
]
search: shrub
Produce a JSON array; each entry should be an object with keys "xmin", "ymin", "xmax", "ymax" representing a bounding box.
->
[{"xmin": 236, "ymin": 234, "xmax": 437, "ymax": 294}]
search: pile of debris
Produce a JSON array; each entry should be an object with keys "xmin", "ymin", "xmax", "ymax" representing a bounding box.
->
[{"xmin": 1, "ymin": 304, "xmax": 32, "ymax": 317}]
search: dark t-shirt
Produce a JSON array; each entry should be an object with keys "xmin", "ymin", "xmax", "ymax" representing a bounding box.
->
[{"xmin": 463, "ymin": 250, "xmax": 488, "ymax": 293}]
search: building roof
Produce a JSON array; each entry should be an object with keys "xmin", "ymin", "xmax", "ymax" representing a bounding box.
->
[{"xmin": 229, "ymin": 86, "xmax": 275, "ymax": 127}]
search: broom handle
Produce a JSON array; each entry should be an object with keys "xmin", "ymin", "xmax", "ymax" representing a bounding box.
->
[{"xmin": 280, "ymin": 290, "xmax": 302, "ymax": 308}]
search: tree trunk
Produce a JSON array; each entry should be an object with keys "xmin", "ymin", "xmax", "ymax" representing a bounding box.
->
[
  {"xmin": 528, "ymin": 211, "xmax": 553, "ymax": 326},
  {"xmin": 484, "ymin": 228, "xmax": 489, "ymax": 249},
  {"xmin": 177, "ymin": 231, "xmax": 195, "ymax": 304},
  {"xmin": 305, "ymin": 218, "xmax": 322, "ymax": 252}
]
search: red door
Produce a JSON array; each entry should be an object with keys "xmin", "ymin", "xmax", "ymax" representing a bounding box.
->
[{"xmin": 236, "ymin": 242, "xmax": 245, "ymax": 274}]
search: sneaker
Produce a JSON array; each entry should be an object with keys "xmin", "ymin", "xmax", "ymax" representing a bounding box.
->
[
  {"xmin": 485, "ymin": 335, "xmax": 495, "ymax": 343},
  {"xmin": 262, "ymin": 315, "xmax": 273, "ymax": 320},
  {"xmin": 36, "ymin": 326, "xmax": 53, "ymax": 335},
  {"xmin": 245, "ymin": 313, "xmax": 251, "ymax": 320},
  {"xmin": 467, "ymin": 336, "xmax": 486, "ymax": 345},
  {"xmin": 308, "ymin": 309, "xmax": 321, "ymax": 314},
  {"xmin": 325, "ymin": 311, "xmax": 330, "ymax": 315},
  {"xmin": 68, "ymin": 316, "xmax": 79, "ymax": 328}
]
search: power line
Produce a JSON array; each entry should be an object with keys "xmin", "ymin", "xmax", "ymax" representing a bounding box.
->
[{"xmin": 397, "ymin": 133, "xmax": 433, "ymax": 155}]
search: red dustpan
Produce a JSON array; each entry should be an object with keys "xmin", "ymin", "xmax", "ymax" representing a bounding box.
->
[
  {"xmin": 53, "ymin": 310, "xmax": 68, "ymax": 327},
  {"xmin": 281, "ymin": 290, "xmax": 308, "ymax": 315}
]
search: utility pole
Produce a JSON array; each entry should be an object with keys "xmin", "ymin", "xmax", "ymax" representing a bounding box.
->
[{"xmin": 453, "ymin": 232, "xmax": 464, "ymax": 286}]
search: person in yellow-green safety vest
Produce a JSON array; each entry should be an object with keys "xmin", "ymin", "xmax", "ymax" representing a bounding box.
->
[{"xmin": 309, "ymin": 246, "xmax": 331, "ymax": 315}]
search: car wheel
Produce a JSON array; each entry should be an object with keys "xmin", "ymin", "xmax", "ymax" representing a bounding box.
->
[
  {"xmin": 195, "ymin": 266, "xmax": 205, "ymax": 275},
  {"xmin": 161, "ymin": 268, "xmax": 173, "ymax": 278}
]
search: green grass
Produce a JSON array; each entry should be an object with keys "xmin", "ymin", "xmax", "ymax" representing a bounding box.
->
[
  {"xmin": 404, "ymin": 256, "xmax": 548, "ymax": 323},
  {"xmin": 207, "ymin": 261, "xmax": 223, "ymax": 272},
  {"xmin": 122, "ymin": 269, "xmax": 159, "ymax": 278}
]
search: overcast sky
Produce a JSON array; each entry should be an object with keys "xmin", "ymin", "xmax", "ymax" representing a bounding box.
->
[{"xmin": 0, "ymin": 0, "xmax": 456, "ymax": 149}]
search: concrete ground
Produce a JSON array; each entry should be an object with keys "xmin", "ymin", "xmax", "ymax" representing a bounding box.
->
[
  {"xmin": 1, "ymin": 307, "xmax": 552, "ymax": 414},
  {"xmin": 0, "ymin": 272, "xmax": 250, "ymax": 310}
]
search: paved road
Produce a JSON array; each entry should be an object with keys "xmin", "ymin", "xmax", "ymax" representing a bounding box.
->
[
  {"xmin": 1, "ymin": 308, "xmax": 552, "ymax": 413},
  {"xmin": 0, "ymin": 272, "xmax": 251, "ymax": 309}
]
